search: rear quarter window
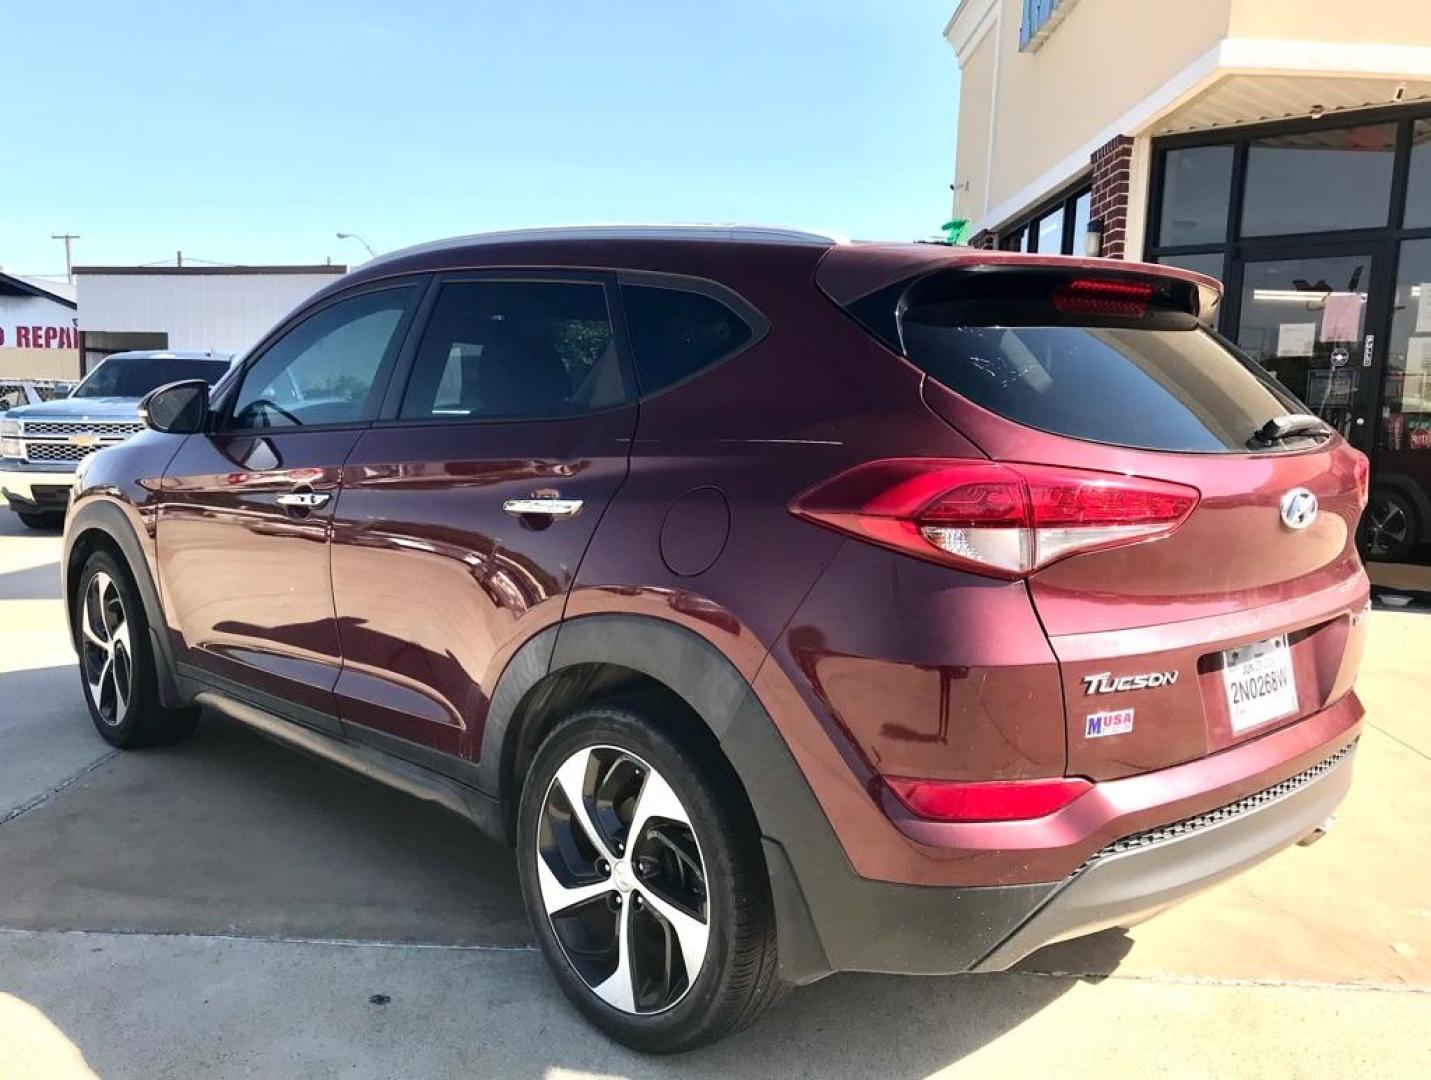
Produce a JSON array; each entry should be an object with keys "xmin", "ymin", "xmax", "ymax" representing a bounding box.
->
[{"xmin": 620, "ymin": 284, "xmax": 757, "ymax": 395}]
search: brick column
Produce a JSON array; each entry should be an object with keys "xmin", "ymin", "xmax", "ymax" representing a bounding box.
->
[{"xmin": 1089, "ymin": 135, "xmax": 1134, "ymax": 259}]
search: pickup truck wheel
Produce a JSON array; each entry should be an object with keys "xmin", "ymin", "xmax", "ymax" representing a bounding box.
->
[
  {"xmin": 16, "ymin": 510, "xmax": 64, "ymax": 530},
  {"xmin": 74, "ymin": 550, "xmax": 200, "ymax": 748}
]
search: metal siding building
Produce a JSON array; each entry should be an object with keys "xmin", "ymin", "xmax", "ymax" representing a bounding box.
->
[
  {"xmin": 0, "ymin": 272, "xmax": 79, "ymax": 379},
  {"xmin": 74, "ymin": 265, "xmax": 347, "ymax": 371}
]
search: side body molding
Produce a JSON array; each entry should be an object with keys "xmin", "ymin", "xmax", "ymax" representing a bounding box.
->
[{"xmin": 479, "ymin": 613, "xmax": 831, "ymax": 982}]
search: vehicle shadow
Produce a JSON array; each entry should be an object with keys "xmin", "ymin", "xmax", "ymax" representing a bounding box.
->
[
  {"xmin": 0, "ymin": 560, "xmax": 61, "ymax": 601},
  {"xmin": 0, "ymin": 668, "xmax": 1135, "ymax": 1076},
  {"xmin": 0, "ymin": 706, "xmax": 531, "ymax": 945},
  {"xmin": 0, "ymin": 512, "xmax": 62, "ymax": 540}
]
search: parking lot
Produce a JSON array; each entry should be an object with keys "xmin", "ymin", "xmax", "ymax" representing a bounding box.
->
[{"xmin": 1, "ymin": 510, "xmax": 1428, "ymax": 1078}]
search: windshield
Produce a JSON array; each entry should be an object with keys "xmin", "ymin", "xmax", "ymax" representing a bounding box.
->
[{"xmin": 74, "ymin": 357, "xmax": 230, "ymax": 399}]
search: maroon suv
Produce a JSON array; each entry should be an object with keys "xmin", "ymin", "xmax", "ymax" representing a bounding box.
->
[{"xmin": 62, "ymin": 226, "xmax": 1370, "ymax": 1052}]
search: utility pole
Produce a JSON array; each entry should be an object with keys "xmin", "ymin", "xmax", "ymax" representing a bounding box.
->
[{"xmin": 51, "ymin": 233, "xmax": 80, "ymax": 282}]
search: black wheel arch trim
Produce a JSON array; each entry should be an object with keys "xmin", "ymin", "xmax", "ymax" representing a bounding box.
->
[
  {"xmin": 480, "ymin": 612, "xmax": 1056, "ymax": 983},
  {"xmin": 63, "ymin": 499, "xmax": 184, "ymax": 708}
]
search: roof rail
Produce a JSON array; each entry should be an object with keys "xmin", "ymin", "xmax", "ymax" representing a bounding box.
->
[{"xmin": 374, "ymin": 224, "xmax": 851, "ymax": 265}]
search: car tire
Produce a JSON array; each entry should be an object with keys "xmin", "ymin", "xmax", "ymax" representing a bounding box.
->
[
  {"xmin": 1358, "ymin": 488, "xmax": 1421, "ymax": 562},
  {"xmin": 516, "ymin": 703, "xmax": 784, "ymax": 1053},
  {"xmin": 16, "ymin": 510, "xmax": 64, "ymax": 531},
  {"xmin": 73, "ymin": 550, "xmax": 200, "ymax": 749}
]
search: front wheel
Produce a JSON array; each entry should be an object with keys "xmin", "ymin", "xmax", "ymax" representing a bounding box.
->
[
  {"xmin": 73, "ymin": 550, "xmax": 200, "ymax": 748},
  {"xmin": 516, "ymin": 705, "xmax": 783, "ymax": 1053}
]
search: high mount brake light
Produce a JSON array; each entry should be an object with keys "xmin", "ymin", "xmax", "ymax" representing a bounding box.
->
[
  {"xmin": 1061, "ymin": 278, "xmax": 1157, "ymax": 299},
  {"xmin": 1053, "ymin": 277, "xmax": 1157, "ymax": 318},
  {"xmin": 885, "ymin": 775, "xmax": 1092, "ymax": 822},
  {"xmin": 790, "ymin": 459, "xmax": 1200, "ymax": 579}
]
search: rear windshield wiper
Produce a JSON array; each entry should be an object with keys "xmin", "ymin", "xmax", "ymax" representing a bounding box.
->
[{"xmin": 1248, "ymin": 414, "xmax": 1333, "ymax": 448}]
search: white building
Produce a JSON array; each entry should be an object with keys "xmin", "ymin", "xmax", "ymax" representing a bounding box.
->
[
  {"xmin": 0, "ymin": 272, "xmax": 79, "ymax": 379},
  {"xmin": 74, "ymin": 264, "xmax": 347, "ymax": 372}
]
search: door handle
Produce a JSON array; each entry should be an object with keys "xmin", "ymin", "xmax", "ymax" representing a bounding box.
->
[
  {"xmin": 503, "ymin": 497, "xmax": 583, "ymax": 520},
  {"xmin": 276, "ymin": 490, "xmax": 331, "ymax": 510}
]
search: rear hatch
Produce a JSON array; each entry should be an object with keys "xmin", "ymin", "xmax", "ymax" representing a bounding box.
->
[{"xmin": 831, "ymin": 258, "xmax": 1371, "ymax": 780}]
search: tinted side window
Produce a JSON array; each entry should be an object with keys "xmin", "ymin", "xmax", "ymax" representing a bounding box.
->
[
  {"xmin": 400, "ymin": 281, "xmax": 626, "ymax": 421},
  {"xmin": 230, "ymin": 286, "xmax": 416, "ymax": 429},
  {"xmin": 620, "ymin": 285, "xmax": 755, "ymax": 394}
]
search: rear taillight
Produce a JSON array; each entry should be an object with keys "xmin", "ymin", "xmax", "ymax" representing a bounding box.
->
[
  {"xmin": 1351, "ymin": 450, "xmax": 1370, "ymax": 508},
  {"xmin": 790, "ymin": 459, "xmax": 1200, "ymax": 579},
  {"xmin": 885, "ymin": 775, "xmax": 1092, "ymax": 822}
]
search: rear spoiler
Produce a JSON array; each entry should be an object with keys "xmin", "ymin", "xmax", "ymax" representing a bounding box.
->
[{"xmin": 842, "ymin": 265, "xmax": 1222, "ymax": 354}]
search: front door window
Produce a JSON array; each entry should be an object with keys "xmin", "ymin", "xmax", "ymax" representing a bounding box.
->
[{"xmin": 1235, "ymin": 254, "xmax": 1374, "ymax": 444}]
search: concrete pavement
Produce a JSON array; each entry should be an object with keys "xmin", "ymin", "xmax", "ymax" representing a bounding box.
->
[{"xmin": 1, "ymin": 509, "xmax": 1428, "ymax": 1078}]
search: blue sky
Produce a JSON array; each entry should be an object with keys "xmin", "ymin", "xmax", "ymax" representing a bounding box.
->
[{"xmin": 4, "ymin": 1, "xmax": 958, "ymax": 278}]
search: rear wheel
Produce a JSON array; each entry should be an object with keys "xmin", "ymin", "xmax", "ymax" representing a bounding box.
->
[
  {"xmin": 16, "ymin": 509, "xmax": 63, "ymax": 530},
  {"xmin": 74, "ymin": 550, "xmax": 199, "ymax": 748},
  {"xmin": 516, "ymin": 705, "xmax": 783, "ymax": 1053},
  {"xmin": 1359, "ymin": 488, "xmax": 1421, "ymax": 562}
]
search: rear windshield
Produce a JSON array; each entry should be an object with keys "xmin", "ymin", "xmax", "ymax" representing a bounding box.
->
[{"xmin": 896, "ymin": 276, "xmax": 1304, "ymax": 453}]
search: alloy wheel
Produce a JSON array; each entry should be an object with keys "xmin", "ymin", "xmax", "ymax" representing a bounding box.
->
[
  {"xmin": 1362, "ymin": 499, "xmax": 1409, "ymax": 559},
  {"xmin": 535, "ymin": 745, "xmax": 710, "ymax": 1015},
  {"xmin": 80, "ymin": 571, "xmax": 132, "ymax": 726}
]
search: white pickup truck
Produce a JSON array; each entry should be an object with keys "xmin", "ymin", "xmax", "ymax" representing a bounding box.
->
[{"xmin": 1, "ymin": 351, "xmax": 233, "ymax": 528}]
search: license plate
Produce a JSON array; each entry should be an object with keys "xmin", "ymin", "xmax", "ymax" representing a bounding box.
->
[{"xmin": 1221, "ymin": 635, "xmax": 1299, "ymax": 734}]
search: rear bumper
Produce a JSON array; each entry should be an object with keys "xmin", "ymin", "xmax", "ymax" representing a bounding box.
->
[
  {"xmin": 0, "ymin": 464, "xmax": 77, "ymax": 510},
  {"xmin": 782, "ymin": 737, "xmax": 1358, "ymax": 979},
  {"xmin": 970, "ymin": 739, "xmax": 1355, "ymax": 971}
]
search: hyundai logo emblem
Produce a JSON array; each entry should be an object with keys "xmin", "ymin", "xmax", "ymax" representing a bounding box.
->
[{"xmin": 1280, "ymin": 488, "xmax": 1319, "ymax": 530}]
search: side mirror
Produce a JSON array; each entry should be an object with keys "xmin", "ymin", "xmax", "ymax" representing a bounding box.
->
[{"xmin": 140, "ymin": 379, "xmax": 211, "ymax": 434}]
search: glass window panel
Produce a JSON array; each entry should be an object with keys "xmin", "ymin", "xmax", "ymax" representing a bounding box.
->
[
  {"xmin": 1405, "ymin": 119, "xmax": 1431, "ymax": 229},
  {"xmin": 1235, "ymin": 254, "xmax": 1372, "ymax": 437},
  {"xmin": 621, "ymin": 285, "xmax": 755, "ymax": 395},
  {"xmin": 1157, "ymin": 252, "xmax": 1225, "ymax": 282},
  {"xmin": 1159, "ymin": 145, "xmax": 1233, "ymax": 246},
  {"xmin": 399, "ymin": 281, "xmax": 625, "ymax": 420},
  {"xmin": 1034, "ymin": 207, "xmax": 1064, "ymax": 254},
  {"xmin": 1070, "ymin": 190, "xmax": 1091, "ymax": 256},
  {"xmin": 231, "ymin": 287, "xmax": 416, "ymax": 429},
  {"xmin": 1371, "ymin": 237, "xmax": 1431, "ymax": 565},
  {"xmin": 1242, "ymin": 124, "xmax": 1396, "ymax": 237},
  {"xmin": 1380, "ymin": 238, "xmax": 1431, "ymax": 454}
]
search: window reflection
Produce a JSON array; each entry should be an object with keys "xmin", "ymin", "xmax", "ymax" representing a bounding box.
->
[{"xmin": 1242, "ymin": 124, "xmax": 1396, "ymax": 237}]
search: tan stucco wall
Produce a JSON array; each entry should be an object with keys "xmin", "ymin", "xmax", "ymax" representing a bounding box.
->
[
  {"xmin": 951, "ymin": 0, "xmax": 1232, "ymax": 224},
  {"xmin": 1228, "ymin": 0, "xmax": 1431, "ymax": 46},
  {"xmin": 948, "ymin": 0, "xmax": 1431, "ymax": 230},
  {"xmin": 0, "ymin": 349, "xmax": 81, "ymax": 380},
  {"xmin": 953, "ymin": 27, "xmax": 996, "ymax": 223}
]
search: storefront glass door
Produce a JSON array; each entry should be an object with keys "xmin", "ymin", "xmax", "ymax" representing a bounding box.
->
[
  {"xmin": 1234, "ymin": 251, "xmax": 1382, "ymax": 452},
  {"xmin": 1367, "ymin": 239, "xmax": 1431, "ymax": 560}
]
